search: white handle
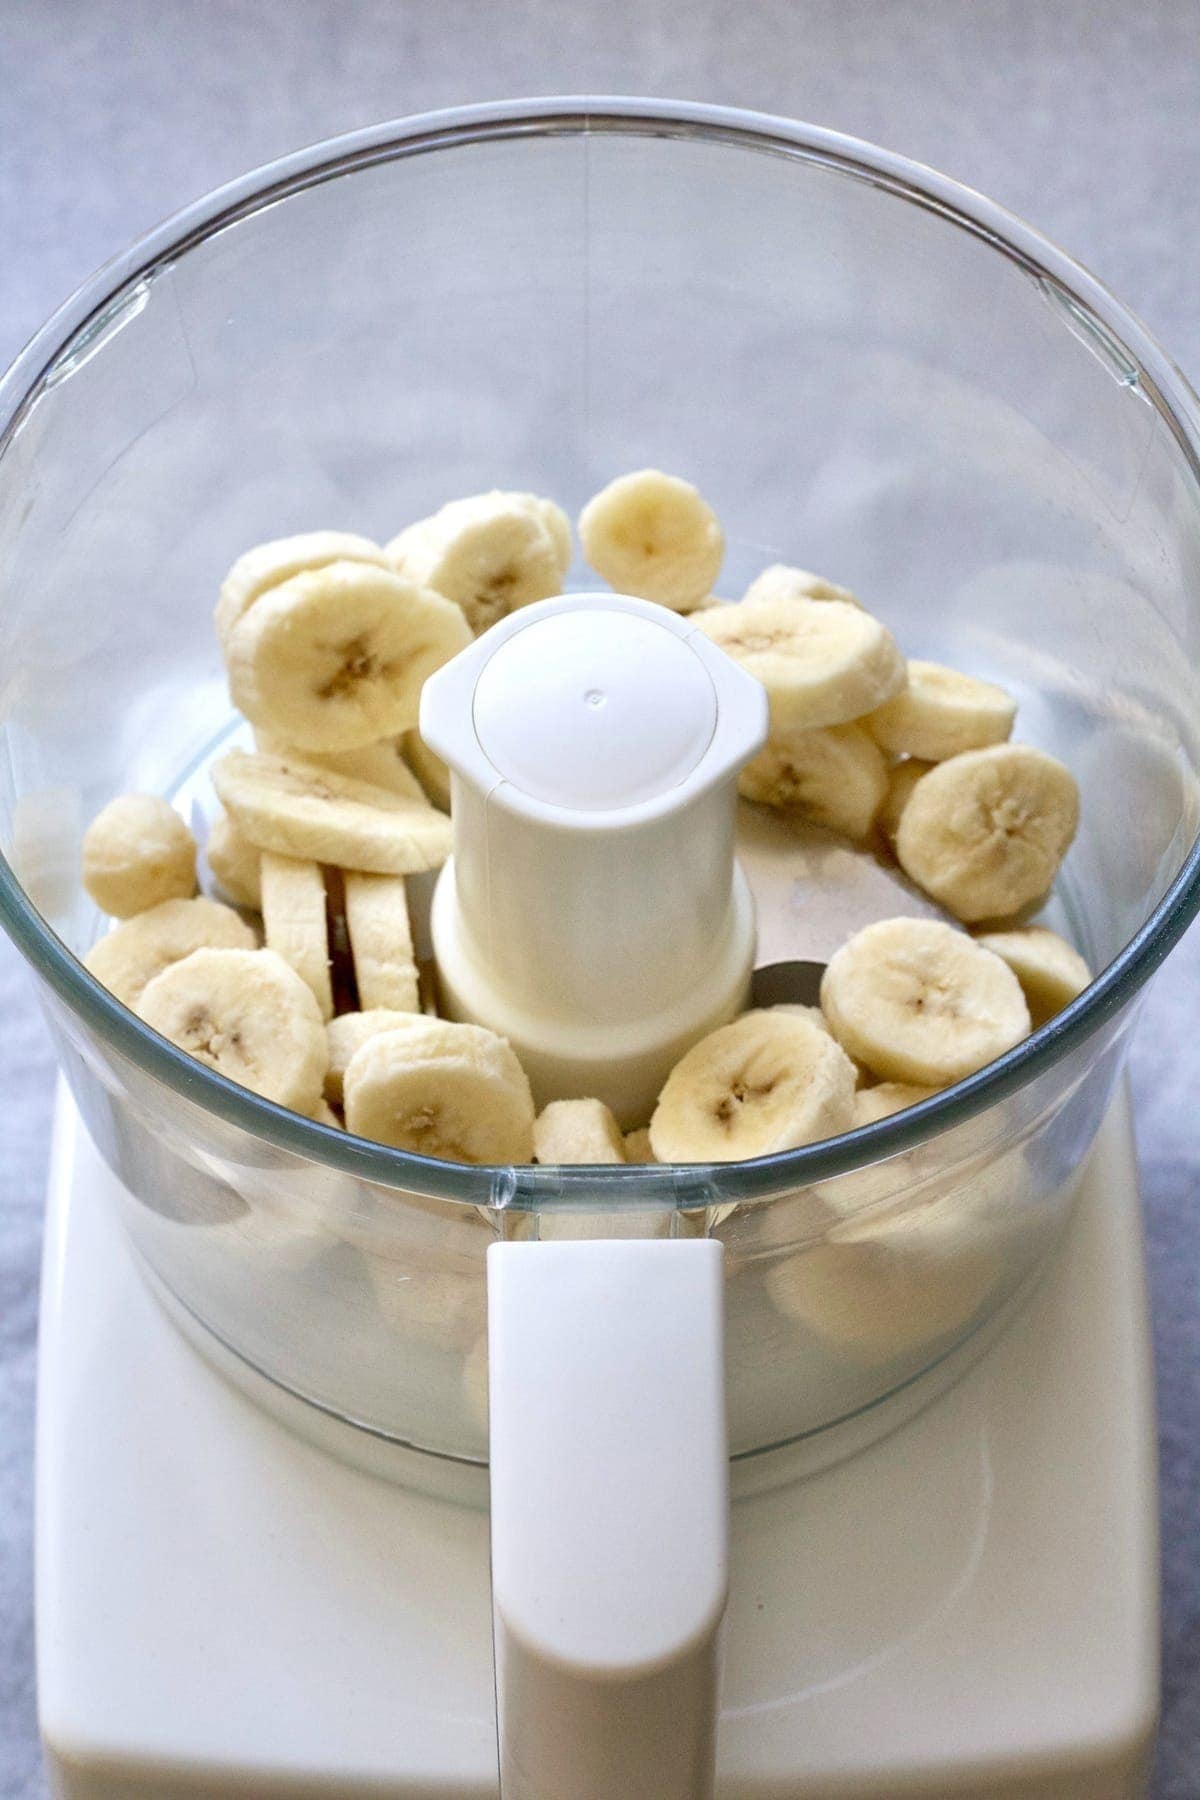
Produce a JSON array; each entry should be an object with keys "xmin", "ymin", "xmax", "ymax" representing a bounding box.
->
[{"xmin": 487, "ymin": 1238, "xmax": 729, "ymax": 1799}]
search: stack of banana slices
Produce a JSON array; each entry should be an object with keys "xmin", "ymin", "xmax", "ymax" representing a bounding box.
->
[{"xmin": 80, "ymin": 470, "xmax": 1092, "ymax": 1169}]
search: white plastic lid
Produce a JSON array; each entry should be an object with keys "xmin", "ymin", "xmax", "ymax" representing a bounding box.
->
[
  {"xmin": 420, "ymin": 591, "xmax": 769, "ymax": 827},
  {"xmin": 471, "ymin": 610, "xmax": 718, "ymax": 811},
  {"xmin": 422, "ymin": 593, "xmax": 769, "ymax": 1110}
]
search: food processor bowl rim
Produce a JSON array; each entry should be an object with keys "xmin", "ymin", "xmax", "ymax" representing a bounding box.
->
[{"xmin": 2, "ymin": 95, "xmax": 1199, "ymax": 1211}]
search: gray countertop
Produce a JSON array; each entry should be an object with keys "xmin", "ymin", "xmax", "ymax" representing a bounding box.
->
[{"xmin": 1, "ymin": 3, "xmax": 1198, "ymax": 1795}]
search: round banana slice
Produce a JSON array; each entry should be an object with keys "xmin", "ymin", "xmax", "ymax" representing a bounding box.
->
[
  {"xmin": 764, "ymin": 1207, "xmax": 998, "ymax": 1364},
  {"xmin": 692, "ymin": 597, "xmax": 905, "ymax": 732},
  {"xmin": 387, "ymin": 491, "xmax": 570, "ymax": 635},
  {"xmin": 84, "ymin": 895, "xmax": 257, "ymax": 1009},
  {"xmin": 205, "ymin": 810, "xmax": 262, "ymax": 909},
  {"xmin": 255, "ymin": 729, "xmax": 426, "ymax": 799},
  {"xmin": 533, "ymin": 1098, "xmax": 626, "ymax": 1165},
  {"xmin": 214, "ymin": 530, "xmax": 388, "ymax": 646},
  {"xmin": 260, "ymin": 852, "xmax": 333, "ymax": 1021},
  {"xmin": 973, "ymin": 926, "xmax": 1091, "ymax": 1027},
  {"xmin": 578, "ymin": 469, "xmax": 724, "ymax": 612},
  {"xmin": 649, "ymin": 1009, "xmax": 857, "ymax": 1164},
  {"xmin": 622, "ymin": 1126, "xmax": 657, "ymax": 1163},
  {"xmin": 82, "ymin": 794, "xmax": 197, "ymax": 918},
  {"xmin": 343, "ymin": 871, "xmax": 419, "ymax": 1012},
  {"xmin": 226, "ymin": 561, "xmax": 471, "ymax": 752},
  {"xmin": 852, "ymin": 1081, "xmax": 941, "ymax": 1127},
  {"xmin": 402, "ymin": 728, "xmax": 452, "ymax": 812},
  {"xmin": 136, "ymin": 946, "xmax": 327, "ymax": 1114},
  {"xmin": 343, "ymin": 1018, "xmax": 535, "ymax": 1164},
  {"xmin": 877, "ymin": 758, "xmax": 933, "ymax": 846},
  {"xmin": 865, "ymin": 660, "xmax": 1017, "ymax": 761},
  {"xmin": 742, "ymin": 563, "xmax": 862, "ymax": 608},
  {"xmin": 325, "ymin": 1007, "xmax": 423, "ymax": 1105},
  {"xmin": 738, "ymin": 721, "xmax": 887, "ymax": 841},
  {"xmin": 895, "ymin": 744, "xmax": 1080, "ymax": 923},
  {"xmin": 819, "ymin": 917, "xmax": 1031, "ymax": 1086},
  {"xmin": 212, "ymin": 749, "xmax": 453, "ymax": 876}
]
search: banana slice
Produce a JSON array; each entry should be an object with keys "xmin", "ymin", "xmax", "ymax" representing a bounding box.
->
[
  {"xmin": 211, "ymin": 749, "xmax": 452, "ymax": 875},
  {"xmin": 770, "ymin": 1004, "xmax": 878, "ymax": 1087},
  {"xmin": 386, "ymin": 491, "xmax": 571, "ymax": 635},
  {"xmin": 343, "ymin": 871, "xmax": 419, "ymax": 1011},
  {"xmin": 764, "ymin": 1205, "xmax": 998, "ymax": 1364},
  {"xmin": 205, "ymin": 810, "xmax": 262, "ymax": 910},
  {"xmin": 401, "ymin": 729, "xmax": 452, "ymax": 812},
  {"xmin": 325, "ymin": 1007, "xmax": 423, "ymax": 1105},
  {"xmin": 650, "ymin": 1008, "xmax": 856, "ymax": 1163},
  {"xmin": 865, "ymin": 660, "xmax": 1017, "ymax": 761},
  {"xmin": 84, "ymin": 895, "xmax": 257, "ymax": 1009},
  {"xmin": 852, "ymin": 1081, "xmax": 941, "ymax": 1126},
  {"xmin": 692, "ymin": 597, "xmax": 905, "ymax": 732},
  {"xmin": 623, "ymin": 1126, "xmax": 657, "ymax": 1163},
  {"xmin": 578, "ymin": 469, "xmax": 724, "ymax": 612},
  {"xmin": 877, "ymin": 758, "xmax": 933, "ymax": 846},
  {"xmin": 226, "ymin": 561, "xmax": 471, "ymax": 752},
  {"xmin": 136, "ymin": 946, "xmax": 327, "ymax": 1114},
  {"xmin": 255, "ymin": 728, "xmax": 426, "ymax": 799},
  {"xmin": 343, "ymin": 1018, "xmax": 535, "ymax": 1163},
  {"xmin": 895, "ymin": 744, "xmax": 1080, "ymax": 922},
  {"xmin": 260, "ymin": 852, "xmax": 333, "ymax": 1021},
  {"xmin": 214, "ymin": 530, "xmax": 388, "ymax": 646},
  {"xmin": 82, "ymin": 794, "xmax": 197, "ymax": 918},
  {"xmin": 533, "ymin": 1098, "xmax": 626, "ymax": 1165},
  {"xmin": 819, "ymin": 917, "xmax": 1030, "ymax": 1086},
  {"xmin": 742, "ymin": 563, "xmax": 861, "ymax": 608},
  {"xmin": 738, "ymin": 721, "xmax": 887, "ymax": 840},
  {"xmin": 973, "ymin": 926, "xmax": 1091, "ymax": 1026}
]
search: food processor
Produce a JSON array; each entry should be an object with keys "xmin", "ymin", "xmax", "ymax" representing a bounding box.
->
[{"xmin": 4, "ymin": 98, "xmax": 1200, "ymax": 1797}]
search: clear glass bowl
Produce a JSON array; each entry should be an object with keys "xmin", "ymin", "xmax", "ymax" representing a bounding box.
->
[{"xmin": 2, "ymin": 99, "xmax": 1199, "ymax": 1470}]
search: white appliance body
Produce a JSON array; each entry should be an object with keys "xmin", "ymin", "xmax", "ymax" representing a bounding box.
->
[{"xmin": 37, "ymin": 1086, "xmax": 1158, "ymax": 1800}]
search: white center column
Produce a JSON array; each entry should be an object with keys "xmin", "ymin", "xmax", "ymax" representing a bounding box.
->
[{"xmin": 420, "ymin": 592, "xmax": 767, "ymax": 1125}]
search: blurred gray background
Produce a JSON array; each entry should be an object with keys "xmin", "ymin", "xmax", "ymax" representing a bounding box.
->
[{"xmin": 1, "ymin": 1, "xmax": 1197, "ymax": 1795}]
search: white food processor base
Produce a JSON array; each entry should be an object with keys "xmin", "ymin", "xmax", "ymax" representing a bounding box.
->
[{"xmin": 36, "ymin": 1086, "xmax": 1158, "ymax": 1800}]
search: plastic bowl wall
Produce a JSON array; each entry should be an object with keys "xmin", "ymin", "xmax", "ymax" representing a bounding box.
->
[{"xmin": 2, "ymin": 102, "xmax": 1199, "ymax": 1467}]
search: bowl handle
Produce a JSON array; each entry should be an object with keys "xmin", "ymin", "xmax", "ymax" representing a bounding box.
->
[{"xmin": 486, "ymin": 1237, "xmax": 729, "ymax": 1798}]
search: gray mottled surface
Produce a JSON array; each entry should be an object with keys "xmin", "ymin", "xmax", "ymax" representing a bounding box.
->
[{"xmin": 1, "ymin": 2, "xmax": 1198, "ymax": 1796}]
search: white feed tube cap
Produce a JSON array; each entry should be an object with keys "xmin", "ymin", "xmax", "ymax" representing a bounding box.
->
[{"xmin": 421, "ymin": 592, "xmax": 767, "ymax": 1125}]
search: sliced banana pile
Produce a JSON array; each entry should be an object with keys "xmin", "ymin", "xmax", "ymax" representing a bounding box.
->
[
  {"xmin": 79, "ymin": 469, "xmax": 1093, "ymax": 1169},
  {"xmin": 692, "ymin": 576, "xmax": 1080, "ymax": 927},
  {"xmin": 80, "ymin": 507, "xmax": 542, "ymax": 1145}
]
